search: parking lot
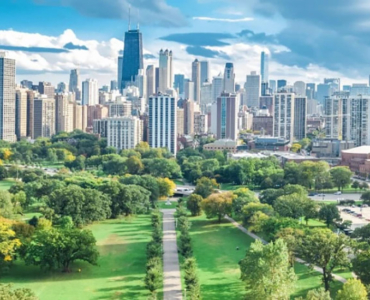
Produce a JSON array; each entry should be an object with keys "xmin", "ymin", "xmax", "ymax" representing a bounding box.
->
[{"xmin": 339, "ymin": 205, "xmax": 370, "ymax": 229}]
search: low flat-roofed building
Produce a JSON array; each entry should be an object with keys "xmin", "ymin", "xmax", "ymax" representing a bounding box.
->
[
  {"xmin": 228, "ymin": 152, "xmax": 268, "ymax": 160},
  {"xmin": 249, "ymin": 137, "xmax": 290, "ymax": 152},
  {"xmin": 312, "ymin": 139, "xmax": 355, "ymax": 158},
  {"xmin": 342, "ymin": 146, "xmax": 370, "ymax": 174},
  {"xmin": 203, "ymin": 139, "xmax": 240, "ymax": 152},
  {"xmin": 272, "ymin": 152, "xmax": 319, "ymax": 166}
]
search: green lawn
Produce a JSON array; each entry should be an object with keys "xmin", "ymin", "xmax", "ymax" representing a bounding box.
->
[
  {"xmin": 0, "ymin": 178, "xmax": 16, "ymax": 190},
  {"xmin": 3, "ymin": 215, "xmax": 153, "ymax": 300},
  {"xmin": 157, "ymin": 200, "xmax": 178, "ymax": 209},
  {"xmin": 188, "ymin": 215, "xmax": 344, "ymax": 299},
  {"xmin": 40, "ymin": 162, "xmax": 65, "ymax": 169}
]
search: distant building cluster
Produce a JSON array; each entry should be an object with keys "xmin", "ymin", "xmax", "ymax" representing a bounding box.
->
[{"xmin": 3, "ymin": 26, "xmax": 370, "ymax": 158}]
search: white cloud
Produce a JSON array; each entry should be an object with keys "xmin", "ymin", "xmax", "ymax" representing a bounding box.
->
[{"xmin": 193, "ymin": 16, "xmax": 254, "ymax": 22}]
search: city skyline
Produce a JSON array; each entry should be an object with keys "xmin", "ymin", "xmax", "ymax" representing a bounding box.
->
[{"xmin": 1, "ymin": 1, "xmax": 370, "ymax": 86}]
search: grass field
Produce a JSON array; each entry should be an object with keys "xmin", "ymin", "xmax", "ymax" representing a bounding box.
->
[
  {"xmin": 0, "ymin": 178, "xmax": 16, "ymax": 190},
  {"xmin": 157, "ymin": 200, "xmax": 178, "ymax": 210},
  {"xmin": 3, "ymin": 215, "xmax": 153, "ymax": 300},
  {"xmin": 188, "ymin": 215, "xmax": 345, "ymax": 299}
]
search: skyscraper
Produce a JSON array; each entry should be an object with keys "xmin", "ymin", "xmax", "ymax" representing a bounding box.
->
[
  {"xmin": 306, "ymin": 83, "xmax": 316, "ymax": 99},
  {"xmin": 245, "ymin": 71, "xmax": 261, "ymax": 107},
  {"xmin": 212, "ymin": 74, "xmax": 223, "ymax": 102},
  {"xmin": 216, "ymin": 92, "xmax": 239, "ymax": 140},
  {"xmin": 57, "ymin": 82, "xmax": 68, "ymax": 93},
  {"xmin": 15, "ymin": 88, "xmax": 28, "ymax": 140},
  {"xmin": 184, "ymin": 80, "xmax": 194, "ymax": 101},
  {"xmin": 294, "ymin": 97, "xmax": 307, "ymax": 140},
  {"xmin": 158, "ymin": 49, "xmax": 173, "ymax": 93},
  {"xmin": 273, "ymin": 93, "xmax": 295, "ymax": 143},
  {"xmin": 135, "ymin": 69, "xmax": 146, "ymax": 99},
  {"xmin": 0, "ymin": 52, "xmax": 16, "ymax": 142},
  {"xmin": 192, "ymin": 59, "xmax": 201, "ymax": 103},
  {"xmin": 294, "ymin": 81, "xmax": 306, "ymax": 96},
  {"xmin": 223, "ymin": 63, "xmax": 235, "ymax": 93},
  {"xmin": 183, "ymin": 99, "xmax": 195, "ymax": 135},
  {"xmin": 82, "ymin": 79, "xmax": 99, "ymax": 106},
  {"xmin": 269, "ymin": 80, "xmax": 277, "ymax": 93},
  {"xmin": 146, "ymin": 65, "xmax": 155, "ymax": 100},
  {"xmin": 38, "ymin": 82, "xmax": 55, "ymax": 98},
  {"xmin": 260, "ymin": 51, "xmax": 269, "ymax": 83},
  {"xmin": 117, "ymin": 56, "xmax": 123, "ymax": 91},
  {"xmin": 324, "ymin": 78, "xmax": 340, "ymax": 92},
  {"xmin": 55, "ymin": 94, "xmax": 74, "ymax": 133},
  {"xmin": 69, "ymin": 69, "xmax": 81, "ymax": 100},
  {"xmin": 111, "ymin": 80, "xmax": 118, "ymax": 91},
  {"xmin": 277, "ymin": 80, "xmax": 287, "ymax": 90},
  {"xmin": 149, "ymin": 93, "xmax": 177, "ymax": 155},
  {"xmin": 121, "ymin": 27, "xmax": 143, "ymax": 91},
  {"xmin": 174, "ymin": 74, "xmax": 185, "ymax": 96},
  {"xmin": 33, "ymin": 95, "xmax": 56, "ymax": 139},
  {"xmin": 200, "ymin": 61, "xmax": 210, "ymax": 84},
  {"xmin": 317, "ymin": 84, "xmax": 331, "ymax": 105}
]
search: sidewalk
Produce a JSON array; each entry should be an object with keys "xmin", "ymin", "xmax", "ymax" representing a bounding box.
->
[{"xmin": 161, "ymin": 209, "xmax": 183, "ymax": 300}]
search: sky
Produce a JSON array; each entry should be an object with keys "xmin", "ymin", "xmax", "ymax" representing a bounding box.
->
[{"xmin": 1, "ymin": 0, "xmax": 370, "ymax": 87}]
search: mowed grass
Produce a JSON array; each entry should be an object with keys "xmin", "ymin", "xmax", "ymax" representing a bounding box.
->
[
  {"xmin": 188, "ymin": 215, "xmax": 344, "ymax": 300},
  {"xmin": 2, "ymin": 215, "xmax": 153, "ymax": 300},
  {"xmin": 0, "ymin": 178, "xmax": 16, "ymax": 190}
]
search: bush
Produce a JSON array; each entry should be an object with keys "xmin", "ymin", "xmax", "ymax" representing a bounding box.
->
[{"xmin": 339, "ymin": 199, "xmax": 355, "ymax": 206}]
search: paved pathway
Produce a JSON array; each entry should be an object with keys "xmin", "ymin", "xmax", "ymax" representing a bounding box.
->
[
  {"xmin": 225, "ymin": 215, "xmax": 347, "ymax": 284},
  {"xmin": 161, "ymin": 209, "xmax": 182, "ymax": 300}
]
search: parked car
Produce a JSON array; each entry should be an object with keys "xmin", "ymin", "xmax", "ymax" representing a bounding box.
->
[
  {"xmin": 362, "ymin": 204, "xmax": 369, "ymax": 208},
  {"xmin": 334, "ymin": 191, "xmax": 342, "ymax": 195},
  {"xmin": 308, "ymin": 192, "xmax": 317, "ymax": 196},
  {"xmin": 317, "ymin": 193, "xmax": 325, "ymax": 197}
]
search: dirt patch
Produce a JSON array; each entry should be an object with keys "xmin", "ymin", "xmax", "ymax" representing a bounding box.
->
[{"xmin": 97, "ymin": 234, "xmax": 126, "ymax": 255}]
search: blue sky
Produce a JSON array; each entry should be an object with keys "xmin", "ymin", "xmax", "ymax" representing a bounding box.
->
[{"xmin": 1, "ymin": 0, "xmax": 370, "ymax": 85}]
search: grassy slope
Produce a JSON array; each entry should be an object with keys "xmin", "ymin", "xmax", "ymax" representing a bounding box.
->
[
  {"xmin": 3, "ymin": 215, "xmax": 152, "ymax": 300},
  {"xmin": 188, "ymin": 215, "xmax": 345, "ymax": 299},
  {"xmin": 0, "ymin": 179, "xmax": 16, "ymax": 190}
]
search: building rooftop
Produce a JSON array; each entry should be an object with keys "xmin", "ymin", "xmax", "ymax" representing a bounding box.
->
[
  {"xmin": 204, "ymin": 139, "xmax": 239, "ymax": 147},
  {"xmin": 228, "ymin": 152, "xmax": 268, "ymax": 160},
  {"xmin": 272, "ymin": 152, "xmax": 319, "ymax": 160},
  {"xmin": 342, "ymin": 146, "xmax": 370, "ymax": 154}
]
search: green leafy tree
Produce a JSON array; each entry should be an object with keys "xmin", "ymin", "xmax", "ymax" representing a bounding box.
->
[
  {"xmin": 126, "ymin": 156, "xmax": 144, "ymax": 174},
  {"xmin": 201, "ymin": 192, "xmax": 233, "ymax": 222},
  {"xmin": 336, "ymin": 279, "xmax": 367, "ymax": 300},
  {"xmin": 276, "ymin": 228, "xmax": 305, "ymax": 267},
  {"xmin": 352, "ymin": 224, "xmax": 370, "ymax": 243},
  {"xmin": 318, "ymin": 204, "xmax": 340, "ymax": 227},
  {"xmin": 145, "ymin": 257, "xmax": 162, "ymax": 297},
  {"xmin": 0, "ymin": 191, "xmax": 13, "ymax": 219},
  {"xmin": 242, "ymin": 202, "xmax": 274, "ymax": 225},
  {"xmin": 352, "ymin": 181, "xmax": 360, "ymax": 192},
  {"xmin": 23, "ymin": 228, "xmax": 99, "ymax": 272},
  {"xmin": 297, "ymin": 228, "xmax": 350, "ymax": 291},
  {"xmin": 0, "ymin": 284, "xmax": 37, "ymax": 300},
  {"xmin": 194, "ymin": 177, "xmax": 219, "ymax": 198},
  {"xmin": 232, "ymin": 188, "xmax": 259, "ymax": 217},
  {"xmin": 184, "ymin": 258, "xmax": 201, "ymax": 299},
  {"xmin": 186, "ymin": 194, "xmax": 203, "ymax": 216},
  {"xmin": 361, "ymin": 191, "xmax": 370, "ymax": 204},
  {"xmin": 295, "ymin": 288, "xmax": 331, "ymax": 300},
  {"xmin": 352, "ymin": 249, "xmax": 370, "ymax": 284},
  {"xmin": 330, "ymin": 167, "xmax": 352, "ymax": 191},
  {"xmin": 239, "ymin": 239, "xmax": 297, "ymax": 300}
]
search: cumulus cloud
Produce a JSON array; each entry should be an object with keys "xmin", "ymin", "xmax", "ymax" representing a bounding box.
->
[{"xmin": 193, "ymin": 17, "xmax": 253, "ymax": 22}]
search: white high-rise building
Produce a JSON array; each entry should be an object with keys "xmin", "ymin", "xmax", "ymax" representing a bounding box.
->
[
  {"xmin": 260, "ymin": 51, "xmax": 269, "ymax": 83},
  {"xmin": 273, "ymin": 93, "xmax": 295, "ymax": 143},
  {"xmin": 107, "ymin": 116, "xmax": 142, "ymax": 150},
  {"xmin": 33, "ymin": 95, "xmax": 56, "ymax": 139},
  {"xmin": 269, "ymin": 80, "xmax": 277, "ymax": 93},
  {"xmin": 200, "ymin": 61, "xmax": 210, "ymax": 84},
  {"xmin": 184, "ymin": 80, "xmax": 194, "ymax": 101},
  {"xmin": 0, "ymin": 52, "xmax": 16, "ymax": 142},
  {"xmin": 146, "ymin": 65, "xmax": 155, "ymax": 100},
  {"xmin": 223, "ymin": 63, "xmax": 235, "ymax": 93},
  {"xmin": 82, "ymin": 79, "xmax": 99, "ymax": 106},
  {"xmin": 212, "ymin": 74, "xmax": 223, "ymax": 102},
  {"xmin": 294, "ymin": 81, "xmax": 306, "ymax": 96},
  {"xmin": 15, "ymin": 87, "xmax": 28, "ymax": 140},
  {"xmin": 135, "ymin": 69, "xmax": 147, "ymax": 99},
  {"xmin": 149, "ymin": 94, "xmax": 177, "ymax": 155},
  {"xmin": 158, "ymin": 49, "xmax": 173, "ymax": 93},
  {"xmin": 200, "ymin": 82, "xmax": 212, "ymax": 113},
  {"xmin": 245, "ymin": 71, "xmax": 261, "ymax": 108},
  {"xmin": 192, "ymin": 59, "xmax": 201, "ymax": 103}
]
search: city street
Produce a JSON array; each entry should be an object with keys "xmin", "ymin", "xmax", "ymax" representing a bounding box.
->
[{"xmin": 309, "ymin": 193, "xmax": 362, "ymax": 202}]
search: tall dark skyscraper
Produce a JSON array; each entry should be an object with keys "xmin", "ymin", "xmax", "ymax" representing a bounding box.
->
[
  {"xmin": 121, "ymin": 28, "xmax": 143, "ymax": 91},
  {"xmin": 277, "ymin": 79, "xmax": 287, "ymax": 89}
]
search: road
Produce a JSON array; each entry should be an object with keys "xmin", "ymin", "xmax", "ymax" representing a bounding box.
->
[
  {"xmin": 309, "ymin": 193, "xmax": 361, "ymax": 201},
  {"xmin": 161, "ymin": 209, "xmax": 182, "ymax": 300}
]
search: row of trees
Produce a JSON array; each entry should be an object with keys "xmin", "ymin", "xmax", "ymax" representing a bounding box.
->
[
  {"xmin": 145, "ymin": 211, "xmax": 163, "ymax": 299},
  {"xmin": 176, "ymin": 206, "xmax": 201, "ymax": 299}
]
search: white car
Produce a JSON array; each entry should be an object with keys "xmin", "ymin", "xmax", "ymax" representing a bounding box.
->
[{"xmin": 334, "ymin": 191, "xmax": 342, "ymax": 195}]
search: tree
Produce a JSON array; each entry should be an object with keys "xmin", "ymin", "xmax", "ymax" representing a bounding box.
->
[
  {"xmin": 239, "ymin": 239, "xmax": 297, "ymax": 300},
  {"xmin": 157, "ymin": 178, "xmax": 175, "ymax": 198},
  {"xmin": 242, "ymin": 202, "xmax": 274, "ymax": 225},
  {"xmin": 184, "ymin": 258, "xmax": 201, "ymax": 299},
  {"xmin": 361, "ymin": 191, "xmax": 370, "ymax": 204},
  {"xmin": 126, "ymin": 156, "xmax": 144, "ymax": 174},
  {"xmin": 291, "ymin": 143, "xmax": 302, "ymax": 153},
  {"xmin": 23, "ymin": 228, "xmax": 99, "ymax": 272},
  {"xmin": 352, "ymin": 224, "xmax": 370, "ymax": 244},
  {"xmin": 0, "ymin": 221, "xmax": 21, "ymax": 268},
  {"xmin": 186, "ymin": 194, "xmax": 203, "ymax": 216},
  {"xmin": 145, "ymin": 257, "xmax": 162, "ymax": 297},
  {"xmin": 274, "ymin": 194, "xmax": 306, "ymax": 219},
  {"xmin": 318, "ymin": 204, "xmax": 340, "ymax": 227},
  {"xmin": 0, "ymin": 191, "xmax": 13, "ymax": 219},
  {"xmin": 232, "ymin": 188, "xmax": 259, "ymax": 217},
  {"xmin": 336, "ymin": 279, "xmax": 367, "ymax": 300},
  {"xmin": 352, "ymin": 181, "xmax": 360, "ymax": 192},
  {"xmin": 352, "ymin": 249, "xmax": 370, "ymax": 284},
  {"xmin": 295, "ymin": 288, "xmax": 331, "ymax": 300},
  {"xmin": 144, "ymin": 158, "xmax": 181, "ymax": 178},
  {"xmin": 330, "ymin": 167, "xmax": 352, "ymax": 191},
  {"xmin": 201, "ymin": 192, "xmax": 233, "ymax": 222},
  {"xmin": 0, "ymin": 284, "xmax": 37, "ymax": 300},
  {"xmin": 194, "ymin": 177, "xmax": 219, "ymax": 198},
  {"xmin": 296, "ymin": 228, "xmax": 350, "ymax": 291},
  {"xmin": 276, "ymin": 228, "xmax": 305, "ymax": 267}
]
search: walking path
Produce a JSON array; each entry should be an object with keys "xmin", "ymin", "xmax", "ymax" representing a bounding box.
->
[
  {"xmin": 161, "ymin": 209, "xmax": 183, "ymax": 300},
  {"xmin": 225, "ymin": 215, "xmax": 347, "ymax": 284}
]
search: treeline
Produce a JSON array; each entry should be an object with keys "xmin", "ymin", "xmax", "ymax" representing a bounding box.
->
[{"xmin": 176, "ymin": 205, "xmax": 201, "ymax": 299}]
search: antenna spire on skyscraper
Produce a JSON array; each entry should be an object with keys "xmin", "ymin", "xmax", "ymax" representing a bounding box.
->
[
  {"xmin": 137, "ymin": 9, "xmax": 140, "ymax": 30},
  {"xmin": 128, "ymin": 5, "xmax": 131, "ymax": 30}
]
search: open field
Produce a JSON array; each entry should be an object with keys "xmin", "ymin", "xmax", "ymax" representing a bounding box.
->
[
  {"xmin": 188, "ymin": 214, "xmax": 345, "ymax": 299},
  {"xmin": 2, "ymin": 215, "xmax": 153, "ymax": 300},
  {"xmin": 0, "ymin": 178, "xmax": 16, "ymax": 190}
]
